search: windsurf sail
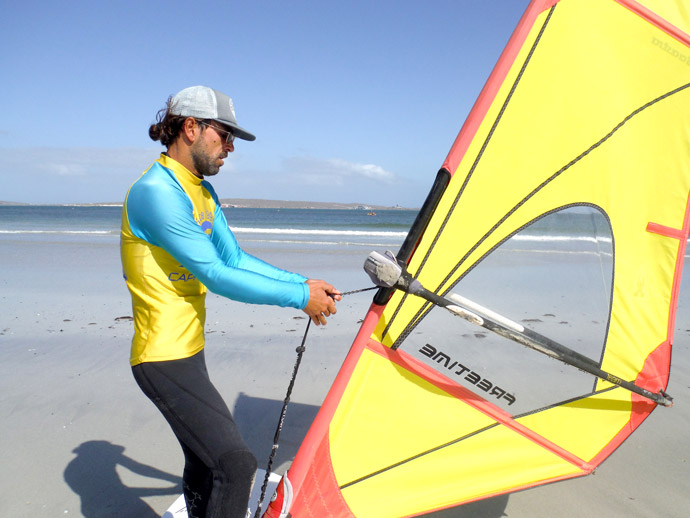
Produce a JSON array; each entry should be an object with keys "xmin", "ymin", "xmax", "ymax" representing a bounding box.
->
[{"xmin": 264, "ymin": 1, "xmax": 690, "ymax": 516}]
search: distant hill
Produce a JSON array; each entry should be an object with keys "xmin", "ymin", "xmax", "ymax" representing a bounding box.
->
[
  {"xmin": 0, "ymin": 199, "xmax": 415, "ymax": 210},
  {"xmin": 219, "ymin": 198, "xmax": 413, "ymax": 210}
]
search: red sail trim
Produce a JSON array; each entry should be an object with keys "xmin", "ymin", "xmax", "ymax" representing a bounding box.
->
[
  {"xmin": 635, "ymin": 340, "xmax": 672, "ymax": 399},
  {"xmin": 614, "ymin": 0, "xmax": 690, "ymax": 47},
  {"xmin": 441, "ymin": 0, "xmax": 559, "ymax": 176},
  {"xmin": 289, "ymin": 434, "xmax": 355, "ymax": 518},
  {"xmin": 365, "ymin": 340, "xmax": 596, "ymax": 472},
  {"xmin": 646, "ymin": 222, "xmax": 686, "ymax": 240},
  {"xmin": 592, "ymin": 192, "xmax": 690, "ymax": 466},
  {"xmin": 589, "ymin": 342, "xmax": 672, "ymax": 467},
  {"xmin": 647, "ymin": 189, "xmax": 690, "ymax": 383},
  {"xmin": 666, "ymin": 189, "xmax": 690, "ymax": 342}
]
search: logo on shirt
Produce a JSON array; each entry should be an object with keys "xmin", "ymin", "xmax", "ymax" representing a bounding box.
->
[
  {"xmin": 195, "ymin": 210, "xmax": 214, "ymax": 235},
  {"xmin": 169, "ymin": 271, "xmax": 196, "ymax": 282},
  {"xmin": 169, "ymin": 264, "xmax": 196, "ymax": 282}
]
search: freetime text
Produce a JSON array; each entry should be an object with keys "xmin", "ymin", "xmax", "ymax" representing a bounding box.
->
[{"xmin": 419, "ymin": 344, "xmax": 516, "ymax": 405}]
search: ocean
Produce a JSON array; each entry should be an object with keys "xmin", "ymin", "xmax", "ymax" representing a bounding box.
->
[
  {"xmin": 0, "ymin": 204, "xmax": 617, "ymax": 253},
  {"xmin": 0, "ymin": 205, "xmax": 414, "ymax": 250}
]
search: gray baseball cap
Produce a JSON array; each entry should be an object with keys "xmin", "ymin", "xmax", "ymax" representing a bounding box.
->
[{"xmin": 169, "ymin": 85, "xmax": 256, "ymax": 141}]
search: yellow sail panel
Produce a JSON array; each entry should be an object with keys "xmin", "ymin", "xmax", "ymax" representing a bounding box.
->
[
  {"xmin": 517, "ymin": 389, "xmax": 634, "ymax": 461},
  {"xmin": 378, "ymin": 0, "xmax": 690, "ymax": 351},
  {"xmin": 328, "ymin": 343, "xmax": 589, "ymax": 518},
  {"xmin": 328, "ymin": 343, "xmax": 497, "ymax": 485},
  {"xmin": 341, "ymin": 425, "xmax": 585, "ymax": 518}
]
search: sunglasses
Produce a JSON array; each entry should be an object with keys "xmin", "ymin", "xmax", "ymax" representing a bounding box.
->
[{"xmin": 198, "ymin": 120, "xmax": 235, "ymax": 144}]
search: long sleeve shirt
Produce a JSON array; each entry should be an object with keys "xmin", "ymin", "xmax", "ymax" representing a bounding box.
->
[{"xmin": 121, "ymin": 153, "xmax": 309, "ymax": 365}]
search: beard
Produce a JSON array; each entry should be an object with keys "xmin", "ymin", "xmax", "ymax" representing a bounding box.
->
[{"xmin": 190, "ymin": 140, "xmax": 223, "ymax": 177}]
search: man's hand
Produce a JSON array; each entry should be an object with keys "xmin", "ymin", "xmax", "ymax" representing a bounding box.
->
[{"xmin": 303, "ymin": 279, "xmax": 341, "ymax": 325}]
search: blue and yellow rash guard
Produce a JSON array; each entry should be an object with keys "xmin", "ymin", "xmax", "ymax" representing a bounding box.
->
[{"xmin": 121, "ymin": 154, "xmax": 309, "ymax": 366}]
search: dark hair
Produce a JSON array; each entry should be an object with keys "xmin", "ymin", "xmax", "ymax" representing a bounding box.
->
[{"xmin": 148, "ymin": 96, "xmax": 188, "ymax": 147}]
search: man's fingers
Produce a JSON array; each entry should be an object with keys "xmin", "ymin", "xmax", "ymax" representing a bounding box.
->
[
  {"xmin": 311, "ymin": 312, "xmax": 327, "ymax": 326},
  {"xmin": 304, "ymin": 279, "xmax": 340, "ymax": 325}
]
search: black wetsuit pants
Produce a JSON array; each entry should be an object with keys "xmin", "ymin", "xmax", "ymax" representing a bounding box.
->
[{"xmin": 132, "ymin": 350, "xmax": 257, "ymax": 518}]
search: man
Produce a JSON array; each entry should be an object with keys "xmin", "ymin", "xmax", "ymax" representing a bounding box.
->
[{"xmin": 120, "ymin": 86, "xmax": 340, "ymax": 518}]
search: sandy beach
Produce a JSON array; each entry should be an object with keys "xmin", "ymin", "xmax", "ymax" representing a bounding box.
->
[{"xmin": 1, "ymin": 232, "xmax": 688, "ymax": 517}]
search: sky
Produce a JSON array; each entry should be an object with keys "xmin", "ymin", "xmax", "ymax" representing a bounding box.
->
[{"xmin": 0, "ymin": 0, "xmax": 531, "ymax": 208}]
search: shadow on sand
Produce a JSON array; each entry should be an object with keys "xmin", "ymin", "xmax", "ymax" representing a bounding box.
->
[
  {"xmin": 233, "ymin": 391, "xmax": 320, "ymax": 472},
  {"xmin": 421, "ymin": 495, "xmax": 509, "ymax": 517},
  {"xmin": 234, "ymin": 392, "xmax": 509, "ymax": 518},
  {"xmin": 67, "ymin": 395, "xmax": 508, "ymax": 517},
  {"xmin": 64, "ymin": 440, "xmax": 181, "ymax": 518}
]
